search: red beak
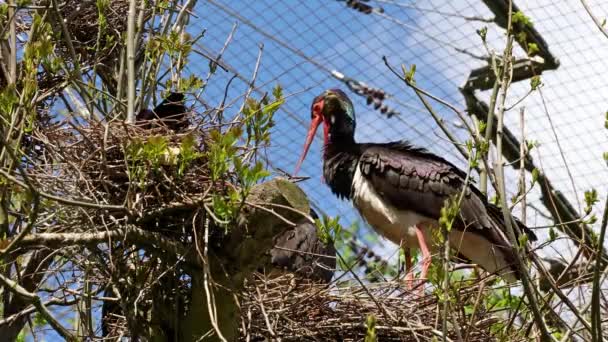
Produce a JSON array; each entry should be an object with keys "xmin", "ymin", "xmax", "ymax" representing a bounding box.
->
[{"xmin": 294, "ymin": 100, "xmax": 324, "ymax": 175}]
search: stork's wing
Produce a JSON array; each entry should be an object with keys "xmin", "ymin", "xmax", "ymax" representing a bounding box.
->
[
  {"xmin": 358, "ymin": 141, "xmax": 536, "ymax": 243},
  {"xmin": 270, "ymin": 218, "xmax": 336, "ymax": 283}
]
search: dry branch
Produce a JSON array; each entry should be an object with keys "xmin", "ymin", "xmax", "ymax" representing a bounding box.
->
[{"xmin": 240, "ymin": 274, "xmax": 526, "ymax": 341}]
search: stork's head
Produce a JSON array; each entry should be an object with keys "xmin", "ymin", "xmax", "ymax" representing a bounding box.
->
[
  {"xmin": 294, "ymin": 89, "xmax": 356, "ymax": 175},
  {"xmin": 165, "ymin": 92, "xmax": 185, "ymax": 103}
]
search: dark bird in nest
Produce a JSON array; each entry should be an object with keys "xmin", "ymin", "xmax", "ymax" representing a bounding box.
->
[
  {"xmin": 136, "ymin": 92, "xmax": 189, "ymax": 132},
  {"xmin": 293, "ymin": 88, "xmax": 537, "ymax": 289},
  {"xmin": 268, "ymin": 209, "xmax": 336, "ymax": 283}
]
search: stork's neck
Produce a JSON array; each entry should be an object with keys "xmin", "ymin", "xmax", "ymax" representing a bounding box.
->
[{"xmin": 322, "ymin": 138, "xmax": 360, "ymax": 200}]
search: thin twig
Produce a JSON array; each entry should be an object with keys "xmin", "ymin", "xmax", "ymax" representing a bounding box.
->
[
  {"xmin": 255, "ymin": 286, "xmax": 277, "ymax": 338},
  {"xmin": 0, "ymin": 273, "xmax": 77, "ymax": 341},
  {"xmin": 201, "ymin": 213, "xmax": 229, "ymax": 342},
  {"xmin": 239, "ymin": 43, "xmax": 264, "ymax": 115},
  {"xmin": 519, "ymin": 107, "xmax": 527, "ymax": 224},
  {"xmin": 591, "ymin": 195, "xmax": 608, "ymax": 341},
  {"xmin": 0, "ymin": 168, "xmax": 130, "ymax": 213},
  {"xmin": 580, "ymin": 0, "xmax": 608, "ymax": 40},
  {"xmin": 382, "ymin": 57, "xmax": 469, "ymax": 161},
  {"xmin": 8, "ymin": 0, "xmax": 16, "ymax": 84},
  {"xmin": 493, "ymin": 5, "xmax": 552, "ymax": 340},
  {"xmin": 126, "ymin": 0, "xmax": 137, "ymax": 123},
  {"xmin": 480, "ymin": 78, "xmax": 500, "ymax": 194}
]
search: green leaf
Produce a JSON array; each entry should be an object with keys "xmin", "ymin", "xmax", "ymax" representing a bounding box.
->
[
  {"xmin": 96, "ymin": 0, "xmax": 109, "ymax": 12},
  {"xmin": 315, "ymin": 215, "xmax": 342, "ymax": 245},
  {"xmin": 272, "ymin": 84, "xmax": 283, "ymax": 100},
  {"xmin": 405, "ymin": 64, "xmax": 416, "ymax": 83},
  {"xmin": 590, "ymin": 229, "xmax": 600, "ymax": 247},
  {"xmin": 516, "ymin": 31, "xmax": 528, "ymax": 44},
  {"xmin": 365, "ymin": 314, "xmax": 377, "ymax": 342},
  {"xmin": 478, "ymin": 121, "xmax": 487, "ymax": 135},
  {"xmin": 584, "ymin": 189, "xmax": 598, "ymax": 215},
  {"xmin": 549, "ymin": 228, "xmax": 557, "ymax": 242},
  {"xmin": 262, "ymin": 99, "xmax": 284, "ymax": 115},
  {"xmin": 465, "ymin": 140, "xmax": 474, "ymax": 154},
  {"xmin": 527, "ymin": 42, "xmax": 539, "ymax": 56},
  {"xmin": 178, "ymin": 134, "xmax": 201, "ymax": 176},
  {"xmin": 512, "ymin": 11, "xmax": 533, "ymax": 28},
  {"xmin": 479, "ymin": 140, "xmax": 489, "ymax": 155},
  {"xmin": 518, "ymin": 233, "xmax": 528, "ymax": 248},
  {"xmin": 477, "ymin": 27, "xmax": 488, "ymax": 41},
  {"xmin": 180, "ymin": 74, "xmax": 205, "ymax": 93},
  {"xmin": 530, "ymin": 75, "xmax": 542, "ymax": 91},
  {"xmin": 0, "ymin": 4, "xmax": 8, "ymax": 22},
  {"xmin": 526, "ymin": 140, "xmax": 538, "ymax": 152},
  {"xmin": 33, "ymin": 312, "xmax": 47, "ymax": 326},
  {"xmin": 439, "ymin": 195, "xmax": 460, "ymax": 233},
  {"xmin": 0, "ymin": 84, "xmax": 18, "ymax": 117},
  {"xmin": 531, "ymin": 168, "xmax": 540, "ymax": 185}
]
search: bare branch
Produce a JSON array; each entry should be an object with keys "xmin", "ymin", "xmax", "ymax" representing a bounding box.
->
[
  {"xmin": 591, "ymin": 196, "xmax": 608, "ymax": 340},
  {"xmin": 126, "ymin": 0, "xmax": 137, "ymax": 123},
  {"xmin": 0, "ymin": 273, "xmax": 77, "ymax": 341},
  {"xmin": 14, "ymin": 225, "xmax": 199, "ymax": 267},
  {"xmin": 580, "ymin": 0, "xmax": 608, "ymax": 40}
]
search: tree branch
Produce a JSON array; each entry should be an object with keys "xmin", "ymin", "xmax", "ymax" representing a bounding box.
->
[
  {"xmin": 14, "ymin": 225, "xmax": 200, "ymax": 266},
  {"xmin": 0, "ymin": 273, "xmax": 77, "ymax": 342}
]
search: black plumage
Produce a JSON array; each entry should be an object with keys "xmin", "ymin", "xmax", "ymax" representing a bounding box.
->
[
  {"xmin": 328, "ymin": 141, "xmax": 535, "ymax": 276},
  {"xmin": 295, "ymin": 88, "xmax": 536, "ymax": 284},
  {"xmin": 136, "ymin": 92, "xmax": 189, "ymax": 132},
  {"xmin": 269, "ymin": 210, "xmax": 336, "ymax": 283}
]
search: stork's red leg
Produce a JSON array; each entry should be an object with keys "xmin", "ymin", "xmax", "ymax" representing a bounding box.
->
[
  {"xmin": 403, "ymin": 248, "xmax": 414, "ymax": 290},
  {"xmin": 415, "ymin": 224, "xmax": 432, "ymax": 287}
]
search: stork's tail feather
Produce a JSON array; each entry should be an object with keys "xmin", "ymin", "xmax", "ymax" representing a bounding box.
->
[
  {"xmin": 486, "ymin": 203, "xmax": 537, "ymax": 242},
  {"xmin": 485, "ymin": 203, "xmax": 536, "ymax": 282}
]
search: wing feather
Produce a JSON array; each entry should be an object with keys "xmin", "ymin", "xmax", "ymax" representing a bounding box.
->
[{"xmin": 358, "ymin": 141, "xmax": 537, "ymax": 245}]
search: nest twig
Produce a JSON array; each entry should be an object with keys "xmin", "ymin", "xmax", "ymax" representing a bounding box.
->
[
  {"xmin": 241, "ymin": 274, "xmax": 527, "ymax": 341},
  {"xmin": 1, "ymin": 0, "xmax": 144, "ymax": 94},
  {"xmin": 34, "ymin": 114, "xmax": 228, "ymax": 211}
]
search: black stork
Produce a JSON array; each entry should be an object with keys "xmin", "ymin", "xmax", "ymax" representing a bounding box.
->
[
  {"xmin": 269, "ymin": 209, "xmax": 336, "ymax": 283},
  {"xmin": 136, "ymin": 92, "xmax": 189, "ymax": 132},
  {"xmin": 294, "ymin": 88, "xmax": 536, "ymax": 287}
]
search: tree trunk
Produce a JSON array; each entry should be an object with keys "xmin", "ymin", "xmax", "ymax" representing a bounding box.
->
[{"xmin": 175, "ymin": 178, "xmax": 310, "ymax": 341}]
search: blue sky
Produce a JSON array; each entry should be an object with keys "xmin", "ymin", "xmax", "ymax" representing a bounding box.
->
[
  {"xmin": 193, "ymin": 0, "xmax": 472, "ymax": 227},
  {"xmin": 191, "ymin": 0, "xmax": 608, "ymax": 258}
]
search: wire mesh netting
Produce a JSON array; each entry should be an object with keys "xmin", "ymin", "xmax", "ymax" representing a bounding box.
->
[
  {"xmin": 3, "ymin": 1, "xmax": 608, "ymax": 340},
  {"xmin": 187, "ymin": 0, "xmax": 608, "ymax": 260}
]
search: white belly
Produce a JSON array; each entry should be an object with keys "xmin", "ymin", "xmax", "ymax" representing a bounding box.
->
[
  {"xmin": 351, "ymin": 167, "xmax": 436, "ymax": 250},
  {"xmin": 350, "ymin": 167, "xmax": 514, "ymax": 282}
]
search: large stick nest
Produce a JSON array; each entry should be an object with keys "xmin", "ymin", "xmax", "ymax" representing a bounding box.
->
[
  {"xmin": 2, "ymin": 0, "xmax": 142, "ymax": 93},
  {"xmin": 240, "ymin": 274, "xmax": 527, "ymax": 341},
  {"xmin": 21, "ymin": 112, "xmax": 242, "ymax": 338},
  {"xmin": 33, "ymin": 116, "xmax": 229, "ymax": 214}
]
